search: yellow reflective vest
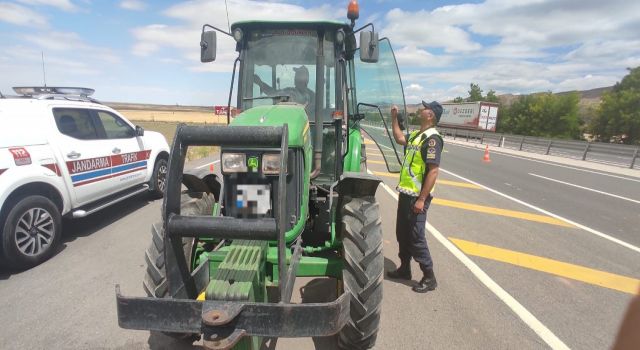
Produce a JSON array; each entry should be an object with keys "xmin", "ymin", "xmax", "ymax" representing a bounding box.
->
[{"xmin": 397, "ymin": 128, "xmax": 442, "ymax": 196}]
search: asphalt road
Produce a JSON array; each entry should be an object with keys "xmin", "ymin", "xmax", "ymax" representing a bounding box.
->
[{"xmin": 1, "ymin": 138, "xmax": 639, "ymax": 349}]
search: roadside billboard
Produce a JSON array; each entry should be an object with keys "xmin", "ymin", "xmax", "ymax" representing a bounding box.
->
[{"xmin": 440, "ymin": 102, "xmax": 499, "ymax": 131}]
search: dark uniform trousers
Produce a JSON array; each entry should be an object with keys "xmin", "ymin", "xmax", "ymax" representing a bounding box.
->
[{"xmin": 396, "ymin": 192, "xmax": 434, "ymax": 269}]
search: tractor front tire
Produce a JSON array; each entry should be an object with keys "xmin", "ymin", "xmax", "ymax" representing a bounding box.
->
[
  {"xmin": 338, "ymin": 196, "xmax": 383, "ymax": 350},
  {"xmin": 142, "ymin": 193, "xmax": 215, "ymax": 342}
]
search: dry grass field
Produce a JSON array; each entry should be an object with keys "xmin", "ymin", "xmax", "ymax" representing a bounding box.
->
[
  {"xmin": 116, "ymin": 105, "xmax": 225, "ymax": 161},
  {"xmin": 109, "ymin": 104, "xmax": 232, "ymax": 161},
  {"xmin": 133, "ymin": 120, "xmax": 221, "ymax": 162},
  {"xmin": 118, "ymin": 109, "xmax": 227, "ymax": 124}
]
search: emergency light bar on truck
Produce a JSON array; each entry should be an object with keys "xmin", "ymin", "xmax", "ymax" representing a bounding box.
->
[{"xmin": 12, "ymin": 86, "xmax": 98, "ymax": 103}]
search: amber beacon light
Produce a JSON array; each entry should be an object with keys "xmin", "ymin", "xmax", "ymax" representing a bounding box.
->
[{"xmin": 347, "ymin": 0, "xmax": 360, "ymax": 21}]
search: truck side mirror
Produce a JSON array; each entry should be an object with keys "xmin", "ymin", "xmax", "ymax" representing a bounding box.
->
[
  {"xmin": 135, "ymin": 125, "xmax": 145, "ymax": 137},
  {"xmin": 359, "ymin": 31, "xmax": 379, "ymax": 63},
  {"xmin": 200, "ymin": 30, "xmax": 217, "ymax": 62}
]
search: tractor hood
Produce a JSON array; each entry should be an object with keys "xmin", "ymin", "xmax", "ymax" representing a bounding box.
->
[{"xmin": 230, "ymin": 104, "xmax": 310, "ymax": 148}]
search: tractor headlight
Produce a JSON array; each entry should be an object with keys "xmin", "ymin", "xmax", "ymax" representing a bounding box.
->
[
  {"xmin": 262, "ymin": 153, "xmax": 287, "ymax": 175},
  {"xmin": 222, "ymin": 153, "xmax": 247, "ymax": 173}
]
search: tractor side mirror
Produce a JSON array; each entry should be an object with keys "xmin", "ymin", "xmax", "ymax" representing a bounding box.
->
[
  {"xmin": 200, "ymin": 30, "xmax": 217, "ymax": 62},
  {"xmin": 359, "ymin": 31, "xmax": 379, "ymax": 63}
]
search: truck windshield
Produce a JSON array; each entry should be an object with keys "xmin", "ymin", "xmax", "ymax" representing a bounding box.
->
[{"xmin": 241, "ymin": 29, "xmax": 335, "ymax": 121}]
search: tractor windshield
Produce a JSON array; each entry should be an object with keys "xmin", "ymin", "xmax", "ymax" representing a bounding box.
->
[{"xmin": 241, "ymin": 29, "xmax": 336, "ymax": 122}]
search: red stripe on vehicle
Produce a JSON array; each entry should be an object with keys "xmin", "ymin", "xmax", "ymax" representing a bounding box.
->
[
  {"xmin": 67, "ymin": 156, "xmax": 112, "ymax": 174},
  {"xmin": 42, "ymin": 163, "xmax": 62, "ymax": 176},
  {"xmin": 111, "ymin": 166, "xmax": 146, "ymax": 178},
  {"xmin": 110, "ymin": 150, "xmax": 151, "ymax": 167}
]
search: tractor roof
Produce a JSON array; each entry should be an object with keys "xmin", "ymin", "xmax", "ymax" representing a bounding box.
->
[{"xmin": 231, "ymin": 20, "xmax": 351, "ymax": 33}]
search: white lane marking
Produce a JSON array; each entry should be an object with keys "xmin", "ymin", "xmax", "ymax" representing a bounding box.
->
[
  {"xmin": 440, "ymin": 168, "xmax": 640, "ymax": 254},
  {"xmin": 370, "ymin": 172, "xmax": 570, "ymax": 350},
  {"xmin": 529, "ymin": 173, "xmax": 640, "ymax": 205},
  {"xmin": 447, "ymin": 142, "xmax": 640, "ymax": 183},
  {"xmin": 195, "ymin": 159, "xmax": 220, "ymax": 169}
]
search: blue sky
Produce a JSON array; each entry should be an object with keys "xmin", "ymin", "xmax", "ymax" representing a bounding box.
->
[{"xmin": 1, "ymin": 0, "xmax": 639, "ymax": 106}]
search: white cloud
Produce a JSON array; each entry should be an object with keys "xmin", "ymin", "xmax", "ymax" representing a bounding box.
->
[
  {"xmin": 130, "ymin": 0, "xmax": 341, "ymax": 71},
  {"xmin": 405, "ymin": 83, "xmax": 424, "ymax": 93},
  {"xmin": 394, "ymin": 46, "xmax": 454, "ymax": 67},
  {"xmin": 23, "ymin": 31, "xmax": 121, "ymax": 64},
  {"xmin": 17, "ymin": 0, "xmax": 77, "ymax": 12},
  {"xmin": 386, "ymin": 0, "xmax": 640, "ymax": 100},
  {"xmin": 120, "ymin": 0, "xmax": 146, "ymax": 11},
  {"xmin": 0, "ymin": 2, "xmax": 47, "ymax": 27},
  {"xmin": 383, "ymin": 8, "xmax": 481, "ymax": 53}
]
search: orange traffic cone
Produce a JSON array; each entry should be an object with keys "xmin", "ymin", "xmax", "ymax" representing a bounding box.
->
[{"xmin": 482, "ymin": 145, "xmax": 491, "ymax": 163}]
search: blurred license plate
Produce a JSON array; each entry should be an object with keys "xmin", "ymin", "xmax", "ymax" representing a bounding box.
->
[{"xmin": 236, "ymin": 184, "xmax": 271, "ymax": 217}]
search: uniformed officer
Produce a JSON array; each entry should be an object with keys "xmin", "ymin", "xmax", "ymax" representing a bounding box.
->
[{"xmin": 387, "ymin": 100, "xmax": 444, "ymax": 293}]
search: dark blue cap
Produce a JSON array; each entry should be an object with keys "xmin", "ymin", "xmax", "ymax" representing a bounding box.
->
[{"xmin": 422, "ymin": 100, "xmax": 443, "ymax": 123}]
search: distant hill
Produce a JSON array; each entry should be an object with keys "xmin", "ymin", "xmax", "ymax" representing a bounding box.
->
[{"xmin": 492, "ymin": 86, "xmax": 611, "ymax": 107}]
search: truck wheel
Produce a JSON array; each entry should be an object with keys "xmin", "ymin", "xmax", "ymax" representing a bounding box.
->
[
  {"xmin": 338, "ymin": 196, "xmax": 383, "ymax": 350},
  {"xmin": 149, "ymin": 158, "xmax": 168, "ymax": 199},
  {"xmin": 143, "ymin": 193, "xmax": 215, "ymax": 342},
  {"xmin": 1, "ymin": 195, "xmax": 62, "ymax": 269}
]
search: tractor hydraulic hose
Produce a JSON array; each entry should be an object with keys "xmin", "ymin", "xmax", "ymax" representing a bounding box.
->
[{"xmin": 311, "ymin": 31, "xmax": 325, "ymax": 179}]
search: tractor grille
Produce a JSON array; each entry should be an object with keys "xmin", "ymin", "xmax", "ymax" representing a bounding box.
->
[{"xmin": 223, "ymin": 149, "xmax": 302, "ymax": 232}]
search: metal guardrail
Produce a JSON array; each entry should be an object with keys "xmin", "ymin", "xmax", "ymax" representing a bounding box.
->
[{"xmin": 437, "ymin": 127, "xmax": 640, "ymax": 170}]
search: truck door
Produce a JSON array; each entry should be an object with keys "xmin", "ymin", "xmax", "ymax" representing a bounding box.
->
[
  {"xmin": 354, "ymin": 38, "xmax": 406, "ymax": 173},
  {"xmin": 52, "ymin": 107, "xmax": 115, "ymax": 205},
  {"xmin": 93, "ymin": 110, "xmax": 150, "ymax": 192}
]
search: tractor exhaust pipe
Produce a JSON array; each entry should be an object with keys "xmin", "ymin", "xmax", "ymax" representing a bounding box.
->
[{"xmin": 311, "ymin": 31, "xmax": 325, "ymax": 179}]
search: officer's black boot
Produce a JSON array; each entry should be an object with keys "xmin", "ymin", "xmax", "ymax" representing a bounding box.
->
[
  {"xmin": 386, "ymin": 260, "xmax": 412, "ymax": 280},
  {"xmin": 412, "ymin": 266, "xmax": 437, "ymax": 293}
]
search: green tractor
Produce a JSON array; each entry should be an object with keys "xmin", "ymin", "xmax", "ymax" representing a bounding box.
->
[{"xmin": 116, "ymin": 2, "xmax": 408, "ymax": 349}]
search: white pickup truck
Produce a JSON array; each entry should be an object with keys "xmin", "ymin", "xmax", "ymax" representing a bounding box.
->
[{"xmin": 0, "ymin": 87, "xmax": 170, "ymax": 269}]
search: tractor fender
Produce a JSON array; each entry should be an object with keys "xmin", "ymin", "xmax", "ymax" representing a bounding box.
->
[
  {"xmin": 181, "ymin": 169, "xmax": 222, "ymax": 202},
  {"xmin": 335, "ymin": 171, "xmax": 381, "ymax": 199}
]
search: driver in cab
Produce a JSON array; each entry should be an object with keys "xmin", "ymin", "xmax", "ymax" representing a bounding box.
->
[{"xmin": 253, "ymin": 66, "xmax": 315, "ymax": 116}]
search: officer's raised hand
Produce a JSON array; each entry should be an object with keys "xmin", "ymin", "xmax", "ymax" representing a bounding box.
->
[{"xmin": 391, "ymin": 105, "xmax": 407, "ymax": 145}]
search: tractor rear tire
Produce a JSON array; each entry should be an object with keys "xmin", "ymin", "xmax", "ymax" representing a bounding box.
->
[
  {"xmin": 142, "ymin": 193, "xmax": 215, "ymax": 342},
  {"xmin": 338, "ymin": 196, "xmax": 383, "ymax": 350}
]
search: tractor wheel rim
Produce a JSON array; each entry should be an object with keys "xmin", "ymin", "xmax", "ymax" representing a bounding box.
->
[
  {"xmin": 14, "ymin": 207, "xmax": 55, "ymax": 257},
  {"xmin": 157, "ymin": 164, "xmax": 168, "ymax": 192}
]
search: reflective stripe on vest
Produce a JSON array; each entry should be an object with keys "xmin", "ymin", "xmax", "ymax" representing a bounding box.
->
[{"xmin": 396, "ymin": 128, "xmax": 442, "ymax": 196}]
